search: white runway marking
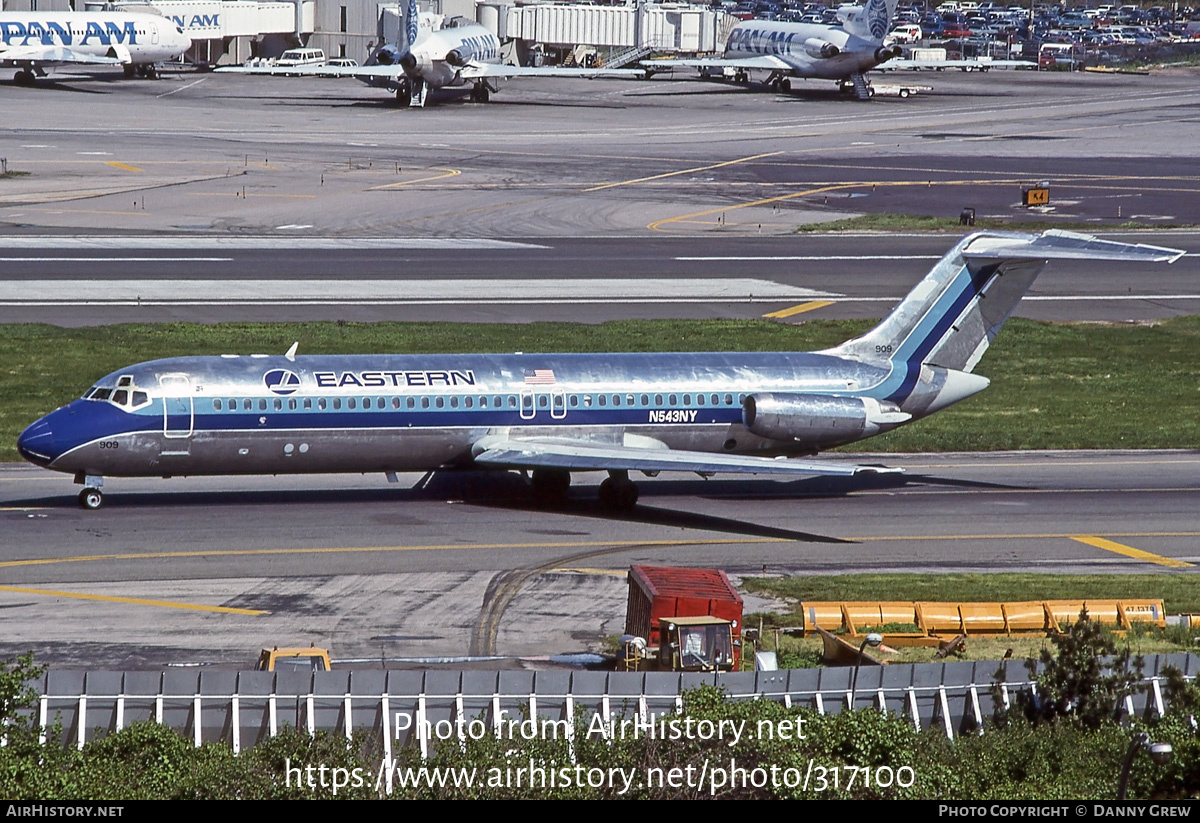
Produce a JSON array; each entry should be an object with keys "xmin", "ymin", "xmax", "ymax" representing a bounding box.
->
[
  {"xmin": 677, "ymin": 255, "xmax": 941, "ymax": 261},
  {"xmin": 0, "ymin": 236, "xmax": 546, "ymax": 250},
  {"xmin": 0, "ymin": 257, "xmax": 232, "ymax": 262},
  {"xmin": 0, "ymin": 278, "xmax": 836, "ymax": 306}
]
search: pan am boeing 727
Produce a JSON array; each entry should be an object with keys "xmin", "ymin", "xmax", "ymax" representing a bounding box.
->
[
  {"xmin": 643, "ymin": 0, "xmax": 904, "ymax": 98},
  {"xmin": 215, "ymin": 0, "xmax": 642, "ymax": 107},
  {"xmin": 17, "ymin": 230, "xmax": 1183, "ymax": 510}
]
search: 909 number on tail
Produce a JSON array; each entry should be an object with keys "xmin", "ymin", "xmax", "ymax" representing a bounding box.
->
[{"xmin": 875, "ymin": 345, "xmax": 893, "ymax": 355}]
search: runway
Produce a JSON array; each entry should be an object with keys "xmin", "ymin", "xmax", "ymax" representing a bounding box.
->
[
  {"xmin": 0, "ymin": 232, "xmax": 1196, "ymax": 324},
  {"xmin": 1, "ymin": 450, "xmax": 1197, "ymax": 668}
]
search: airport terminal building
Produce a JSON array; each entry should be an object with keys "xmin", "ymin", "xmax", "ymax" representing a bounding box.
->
[{"xmin": 0, "ymin": 0, "xmax": 733, "ymax": 67}]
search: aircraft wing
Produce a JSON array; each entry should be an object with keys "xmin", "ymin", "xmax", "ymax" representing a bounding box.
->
[
  {"xmin": 460, "ymin": 63, "xmax": 647, "ymax": 79},
  {"xmin": 643, "ymin": 55, "xmax": 793, "ymax": 72},
  {"xmin": 472, "ymin": 438, "xmax": 902, "ymax": 478},
  {"xmin": 0, "ymin": 45, "xmax": 123, "ymax": 67},
  {"xmin": 216, "ymin": 64, "xmax": 409, "ymax": 78},
  {"xmin": 883, "ymin": 58, "xmax": 1035, "ymax": 71}
]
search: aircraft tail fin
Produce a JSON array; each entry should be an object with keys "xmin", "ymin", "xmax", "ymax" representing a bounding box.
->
[
  {"xmin": 823, "ymin": 230, "xmax": 1183, "ymax": 403},
  {"xmin": 405, "ymin": 0, "xmax": 419, "ymax": 49},
  {"xmin": 841, "ymin": 0, "xmax": 902, "ymax": 43}
]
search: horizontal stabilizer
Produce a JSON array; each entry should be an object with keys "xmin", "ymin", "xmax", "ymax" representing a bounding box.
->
[
  {"xmin": 473, "ymin": 438, "xmax": 901, "ymax": 477},
  {"xmin": 962, "ymin": 229, "xmax": 1185, "ymax": 263}
]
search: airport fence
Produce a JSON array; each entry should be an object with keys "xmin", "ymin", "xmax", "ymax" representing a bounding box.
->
[{"xmin": 29, "ymin": 654, "xmax": 1200, "ymax": 755}]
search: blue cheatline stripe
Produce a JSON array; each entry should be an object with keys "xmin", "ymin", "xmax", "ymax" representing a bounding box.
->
[
  {"xmin": 880, "ymin": 264, "xmax": 979, "ymax": 404},
  {"xmin": 56, "ymin": 405, "xmax": 749, "ymax": 456}
]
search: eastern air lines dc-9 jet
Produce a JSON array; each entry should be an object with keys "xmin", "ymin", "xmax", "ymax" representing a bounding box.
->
[{"xmin": 17, "ymin": 230, "xmax": 1183, "ymax": 511}]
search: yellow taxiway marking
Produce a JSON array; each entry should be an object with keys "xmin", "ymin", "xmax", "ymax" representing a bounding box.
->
[
  {"xmin": 552, "ymin": 567, "xmax": 629, "ymax": 577},
  {"xmin": 0, "ymin": 538, "xmax": 784, "ymax": 570},
  {"xmin": 368, "ymin": 168, "xmax": 461, "ymax": 190},
  {"xmin": 0, "ymin": 585, "xmax": 269, "ymax": 615},
  {"xmin": 584, "ymin": 151, "xmax": 784, "ymax": 193},
  {"xmin": 4, "ymin": 533, "xmax": 1200, "ymax": 572},
  {"xmin": 763, "ymin": 300, "xmax": 833, "ymax": 319},
  {"xmin": 103, "ymin": 161, "xmax": 143, "ymax": 172},
  {"xmin": 1069, "ymin": 536, "xmax": 1193, "ymax": 569},
  {"xmin": 185, "ymin": 193, "xmax": 317, "ymax": 199}
]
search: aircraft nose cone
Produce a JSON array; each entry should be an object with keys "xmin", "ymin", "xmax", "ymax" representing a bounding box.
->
[{"xmin": 17, "ymin": 416, "xmax": 56, "ymax": 467}]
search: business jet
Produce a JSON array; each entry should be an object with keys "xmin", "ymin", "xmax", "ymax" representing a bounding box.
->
[
  {"xmin": 215, "ymin": 0, "xmax": 642, "ymax": 107},
  {"xmin": 643, "ymin": 0, "xmax": 905, "ymax": 99},
  {"xmin": 17, "ymin": 230, "xmax": 1183, "ymax": 511},
  {"xmin": 0, "ymin": 11, "xmax": 191, "ymax": 85}
]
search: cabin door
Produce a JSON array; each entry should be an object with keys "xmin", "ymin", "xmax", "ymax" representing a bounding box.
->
[{"xmin": 160, "ymin": 374, "xmax": 194, "ymax": 440}]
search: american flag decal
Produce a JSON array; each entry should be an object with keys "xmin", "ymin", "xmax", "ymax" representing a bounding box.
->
[{"xmin": 524, "ymin": 368, "xmax": 556, "ymax": 385}]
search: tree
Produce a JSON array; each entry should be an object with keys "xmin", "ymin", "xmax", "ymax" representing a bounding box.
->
[{"xmin": 1012, "ymin": 609, "xmax": 1145, "ymax": 730}]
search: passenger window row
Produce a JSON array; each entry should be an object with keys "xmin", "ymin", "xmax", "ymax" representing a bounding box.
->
[{"xmin": 208, "ymin": 392, "xmax": 746, "ymax": 412}]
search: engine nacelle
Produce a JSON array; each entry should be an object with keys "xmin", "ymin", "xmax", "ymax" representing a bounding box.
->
[
  {"xmin": 445, "ymin": 48, "xmax": 468, "ymax": 67},
  {"xmin": 803, "ymin": 38, "xmax": 841, "ymax": 59},
  {"xmin": 874, "ymin": 44, "xmax": 903, "ymax": 62},
  {"xmin": 742, "ymin": 393, "xmax": 911, "ymax": 448}
]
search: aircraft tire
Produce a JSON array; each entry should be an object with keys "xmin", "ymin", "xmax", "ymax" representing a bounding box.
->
[
  {"xmin": 78, "ymin": 488, "xmax": 104, "ymax": 510},
  {"xmin": 14, "ymin": 70, "xmax": 34, "ymax": 87},
  {"xmin": 599, "ymin": 477, "xmax": 638, "ymax": 511},
  {"xmin": 780, "ymin": 78, "xmax": 791, "ymax": 91},
  {"xmin": 531, "ymin": 468, "xmax": 570, "ymax": 505}
]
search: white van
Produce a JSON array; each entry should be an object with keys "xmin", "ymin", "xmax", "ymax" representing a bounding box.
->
[{"xmin": 274, "ymin": 48, "xmax": 326, "ymax": 69}]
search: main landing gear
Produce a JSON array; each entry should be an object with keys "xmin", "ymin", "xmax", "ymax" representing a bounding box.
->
[
  {"xmin": 530, "ymin": 468, "xmax": 571, "ymax": 505},
  {"xmin": 598, "ymin": 470, "xmax": 639, "ymax": 511},
  {"xmin": 469, "ymin": 80, "xmax": 492, "ymax": 103},
  {"xmin": 75, "ymin": 473, "xmax": 105, "ymax": 509},
  {"xmin": 528, "ymin": 468, "xmax": 640, "ymax": 511},
  {"xmin": 123, "ymin": 64, "xmax": 159, "ymax": 79}
]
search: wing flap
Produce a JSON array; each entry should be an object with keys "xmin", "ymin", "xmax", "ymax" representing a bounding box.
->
[{"xmin": 473, "ymin": 438, "xmax": 900, "ymax": 477}]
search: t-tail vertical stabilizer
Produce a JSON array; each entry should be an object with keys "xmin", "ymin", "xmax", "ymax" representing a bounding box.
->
[{"xmin": 823, "ymin": 229, "xmax": 1185, "ymax": 418}]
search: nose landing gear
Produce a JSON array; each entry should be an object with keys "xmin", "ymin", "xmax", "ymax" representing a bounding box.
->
[{"xmin": 74, "ymin": 473, "xmax": 105, "ymax": 509}]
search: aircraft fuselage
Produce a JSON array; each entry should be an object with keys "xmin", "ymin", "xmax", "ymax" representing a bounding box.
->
[{"xmin": 18, "ymin": 351, "xmax": 903, "ymax": 479}]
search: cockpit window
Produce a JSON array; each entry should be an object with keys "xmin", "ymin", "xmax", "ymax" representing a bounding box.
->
[{"xmin": 83, "ymin": 377, "xmax": 150, "ymax": 410}]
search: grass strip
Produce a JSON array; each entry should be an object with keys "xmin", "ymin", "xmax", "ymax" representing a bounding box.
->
[
  {"xmin": 794, "ymin": 213, "xmax": 1193, "ymax": 233},
  {"xmin": 744, "ymin": 573, "xmax": 1200, "ymax": 616}
]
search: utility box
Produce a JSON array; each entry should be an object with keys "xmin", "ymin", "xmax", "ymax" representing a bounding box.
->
[{"xmin": 625, "ymin": 565, "xmax": 744, "ymax": 670}]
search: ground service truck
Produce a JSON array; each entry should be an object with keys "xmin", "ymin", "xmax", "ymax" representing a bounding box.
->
[{"xmin": 621, "ymin": 565, "xmax": 744, "ymax": 672}]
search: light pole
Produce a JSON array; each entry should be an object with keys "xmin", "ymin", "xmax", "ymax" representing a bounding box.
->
[
  {"xmin": 849, "ymin": 633, "xmax": 883, "ymax": 710},
  {"xmin": 1117, "ymin": 731, "xmax": 1173, "ymax": 800}
]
